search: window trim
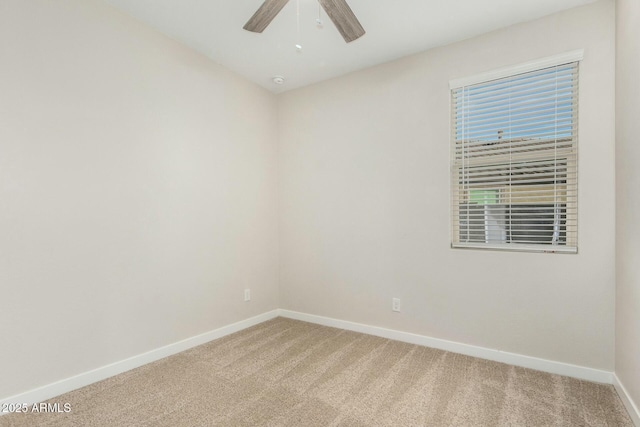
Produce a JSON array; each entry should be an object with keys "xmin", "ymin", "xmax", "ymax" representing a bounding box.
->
[
  {"xmin": 449, "ymin": 49, "xmax": 584, "ymax": 90},
  {"xmin": 449, "ymin": 51, "xmax": 582, "ymax": 254}
]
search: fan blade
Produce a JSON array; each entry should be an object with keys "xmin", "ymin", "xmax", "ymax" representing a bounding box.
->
[
  {"xmin": 243, "ymin": 0, "xmax": 290, "ymax": 33},
  {"xmin": 318, "ymin": 0, "xmax": 365, "ymax": 43}
]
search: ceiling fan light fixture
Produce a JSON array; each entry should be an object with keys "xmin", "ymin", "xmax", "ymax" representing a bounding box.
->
[{"xmin": 244, "ymin": 0, "xmax": 365, "ymax": 43}]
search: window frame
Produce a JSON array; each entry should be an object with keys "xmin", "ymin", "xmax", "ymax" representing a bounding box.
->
[{"xmin": 449, "ymin": 50, "xmax": 583, "ymax": 254}]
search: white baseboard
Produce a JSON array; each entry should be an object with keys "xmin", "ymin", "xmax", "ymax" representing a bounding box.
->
[
  {"xmin": 278, "ymin": 309, "xmax": 613, "ymax": 384},
  {"xmin": 614, "ymin": 374, "xmax": 640, "ymax": 426},
  {"xmin": 0, "ymin": 310, "xmax": 280, "ymax": 412}
]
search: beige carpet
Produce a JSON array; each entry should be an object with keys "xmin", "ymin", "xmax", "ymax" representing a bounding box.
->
[{"xmin": 1, "ymin": 317, "xmax": 632, "ymax": 426}]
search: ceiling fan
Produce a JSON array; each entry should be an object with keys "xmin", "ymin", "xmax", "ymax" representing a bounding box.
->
[{"xmin": 243, "ymin": 0, "xmax": 365, "ymax": 43}]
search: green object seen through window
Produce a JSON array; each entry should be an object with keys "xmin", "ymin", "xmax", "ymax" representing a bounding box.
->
[{"xmin": 469, "ymin": 189, "xmax": 498, "ymax": 205}]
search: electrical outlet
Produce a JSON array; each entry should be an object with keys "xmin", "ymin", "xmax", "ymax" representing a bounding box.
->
[
  {"xmin": 392, "ymin": 298, "xmax": 401, "ymax": 312},
  {"xmin": 244, "ymin": 289, "xmax": 251, "ymax": 302}
]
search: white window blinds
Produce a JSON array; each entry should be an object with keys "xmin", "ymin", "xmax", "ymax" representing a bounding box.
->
[{"xmin": 451, "ymin": 59, "xmax": 579, "ymax": 253}]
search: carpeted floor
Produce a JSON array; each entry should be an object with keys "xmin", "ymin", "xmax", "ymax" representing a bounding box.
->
[{"xmin": 1, "ymin": 317, "xmax": 633, "ymax": 426}]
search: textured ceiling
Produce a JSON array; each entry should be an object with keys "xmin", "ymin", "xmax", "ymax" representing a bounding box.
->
[{"xmin": 103, "ymin": 0, "xmax": 597, "ymax": 93}]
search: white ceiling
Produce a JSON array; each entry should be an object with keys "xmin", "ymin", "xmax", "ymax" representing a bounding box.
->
[{"xmin": 103, "ymin": 0, "xmax": 596, "ymax": 93}]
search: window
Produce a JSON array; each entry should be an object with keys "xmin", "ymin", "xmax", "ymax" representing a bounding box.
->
[{"xmin": 450, "ymin": 52, "xmax": 581, "ymax": 253}]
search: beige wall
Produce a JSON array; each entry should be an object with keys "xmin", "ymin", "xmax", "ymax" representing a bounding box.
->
[
  {"xmin": 0, "ymin": 0, "xmax": 279, "ymax": 398},
  {"xmin": 615, "ymin": 0, "xmax": 640, "ymax": 412},
  {"xmin": 278, "ymin": 0, "xmax": 616, "ymax": 370}
]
